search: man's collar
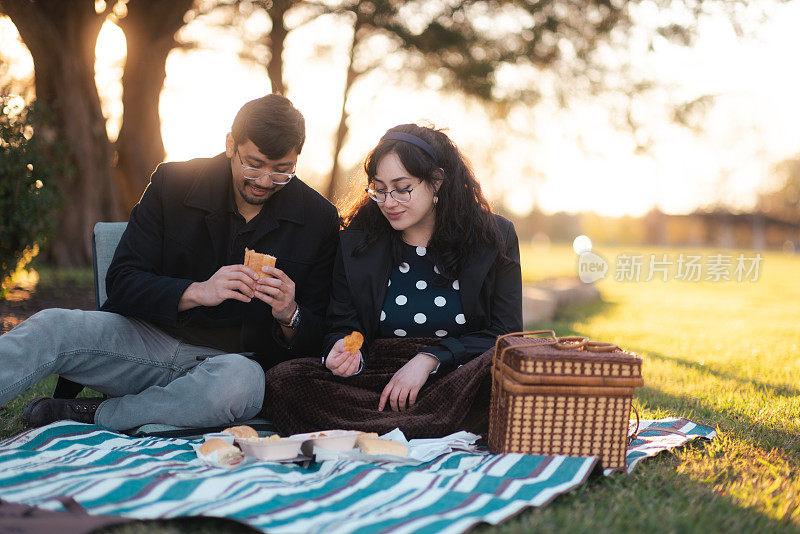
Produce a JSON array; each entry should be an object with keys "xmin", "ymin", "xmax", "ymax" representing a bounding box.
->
[
  {"xmin": 184, "ymin": 152, "xmax": 306, "ymax": 224},
  {"xmin": 183, "ymin": 153, "xmax": 231, "ymax": 212},
  {"xmin": 261, "ymin": 178, "xmax": 305, "ymax": 224},
  {"xmin": 226, "ymin": 175, "xmax": 240, "ymax": 215}
]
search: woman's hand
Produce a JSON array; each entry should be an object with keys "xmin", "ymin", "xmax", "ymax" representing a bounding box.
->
[
  {"xmin": 325, "ymin": 338, "xmax": 362, "ymax": 377},
  {"xmin": 378, "ymin": 353, "xmax": 439, "ymax": 412}
]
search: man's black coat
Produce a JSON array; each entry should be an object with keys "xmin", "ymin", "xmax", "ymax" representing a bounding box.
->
[{"xmin": 102, "ymin": 153, "xmax": 340, "ymax": 368}]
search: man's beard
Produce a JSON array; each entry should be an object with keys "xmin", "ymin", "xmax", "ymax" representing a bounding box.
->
[{"xmin": 237, "ymin": 180, "xmax": 271, "ymax": 205}]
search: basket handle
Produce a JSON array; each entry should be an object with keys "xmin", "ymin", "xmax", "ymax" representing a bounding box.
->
[
  {"xmin": 495, "ymin": 330, "xmax": 557, "ymax": 348},
  {"xmin": 627, "ymin": 404, "xmax": 640, "ymax": 445},
  {"xmin": 493, "ymin": 330, "xmax": 557, "ymax": 403},
  {"xmin": 551, "ymin": 338, "xmax": 618, "ymax": 352},
  {"xmin": 495, "ymin": 330, "xmax": 557, "ymax": 367},
  {"xmin": 553, "ymin": 336, "xmax": 588, "ymax": 350},
  {"xmin": 585, "ymin": 341, "xmax": 618, "ymax": 352}
]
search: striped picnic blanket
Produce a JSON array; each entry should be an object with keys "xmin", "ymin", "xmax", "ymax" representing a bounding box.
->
[
  {"xmin": 620, "ymin": 417, "xmax": 716, "ymax": 475},
  {"xmin": 0, "ymin": 418, "xmax": 714, "ymax": 533}
]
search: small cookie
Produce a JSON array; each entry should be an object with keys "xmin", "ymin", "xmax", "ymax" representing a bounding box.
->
[{"xmin": 342, "ymin": 331, "xmax": 364, "ymax": 354}]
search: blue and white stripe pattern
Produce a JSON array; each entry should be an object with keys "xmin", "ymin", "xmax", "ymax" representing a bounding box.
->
[
  {"xmin": 0, "ymin": 418, "xmax": 714, "ymax": 533},
  {"xmin": 616, "ymin": 417, "xmax": 716, "ymax": 475}
]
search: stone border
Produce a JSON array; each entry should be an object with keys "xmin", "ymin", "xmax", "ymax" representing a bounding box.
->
[{"xmin": 522, "ymin": 277, "xmax": 600, "ymax": 325}]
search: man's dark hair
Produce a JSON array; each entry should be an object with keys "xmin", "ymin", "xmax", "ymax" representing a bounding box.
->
[{"xmin": 231, "ymin": 94, "xmax": 305, "ymax": 159}]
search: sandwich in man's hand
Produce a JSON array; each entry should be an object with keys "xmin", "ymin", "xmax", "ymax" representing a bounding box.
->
[{"xmin": 244, "ymin": 247, "xmax": 276, "ymax": 277}]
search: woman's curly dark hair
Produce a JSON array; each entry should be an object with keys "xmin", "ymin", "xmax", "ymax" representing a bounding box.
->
[{"xmin": 340, "ymin": 123, "xmax": 503, "ymax": 284}]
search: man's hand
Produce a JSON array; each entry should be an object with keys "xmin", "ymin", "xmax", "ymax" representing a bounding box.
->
[
  {"xmin": 178, "ymin": 265, "xmax": 258, "ymax": 311},
  {"xmin": 253, "ymin": 265, "xmax": 297, "ymax": 324},
  {"xmin": 325, "ymin": 338, "xmax": 362, "ymax": 377},
  {"xmin": 378, "ymin": 353, "xmax": 439, "ymax": 412}
]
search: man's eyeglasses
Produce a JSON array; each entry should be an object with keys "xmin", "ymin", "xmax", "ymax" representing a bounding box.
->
[
  {"xmin": 365, "ymin": 185, "xmax": 417, "ymax": 203},
  {"xmin": 237, "ymin": 152, "xmax": 295, "ymax": 185}
]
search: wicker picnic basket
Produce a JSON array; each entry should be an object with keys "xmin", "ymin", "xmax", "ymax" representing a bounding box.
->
[{"xmin": 488, "ymin": 330, "xmax": 644, "ymax": 470}]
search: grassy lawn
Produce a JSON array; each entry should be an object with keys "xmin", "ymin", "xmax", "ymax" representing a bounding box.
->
[
  {"xmin": 1, "ymin": 246, "xmax": 799, "ymax": 533},
  {"xmin": 482, "ymin": 243, "xmax": 800, "ymax": 533}
]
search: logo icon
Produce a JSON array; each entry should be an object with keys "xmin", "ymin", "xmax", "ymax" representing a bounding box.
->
[{"xmin": 578, "ymin": 252, "xmax": 608, "ymax": 283}]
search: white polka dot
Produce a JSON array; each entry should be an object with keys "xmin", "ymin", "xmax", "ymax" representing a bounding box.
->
[
  {"xmin": 416, "ymin": 280, "xmax": 427, "ymax": 290},
  {"xmin": 387, "ymin": 279, "xmax": 391, "ymax": 287},
  {"xmin": 416, "ymin": 246, "xmax": 427, "ymax": 256},
  {"xmin": 399, "ymin": 262, "xmax": 410, "ymax": 273},
  {"xmin": 433, "ymin": 266, "xmax": 440, "ymax": 274},
  {"xmin": 435, "ymin": 329, "xmax": 448, "ymax": 337},
  {"xmin": 380, "ymin": 310, "xmax": 386, "ymax": 321},
  {"xmin": 394, "ymin": 329, "xmax": 407, "ymax": 337},
  {"xmin": 414, "ymin": 313, "xmax": 426, "ymax": 324},
  {"xmin": 395, "ymin": 295, "xmax": 407, "ymax": 305},
  {"xmin": 455, "ymin": 313, "xmax": 466, "ymax": 324},
  {"xmin": 452, "ymin": 280, "xmax": 460, "ymax": 290},
  {"xmin": 434, "ymin": 296, "xmax": 446, "ymax": 307}
]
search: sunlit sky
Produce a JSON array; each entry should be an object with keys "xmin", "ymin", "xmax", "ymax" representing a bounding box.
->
[{"xmin": 3, "ymin": 1, "xmax": 800, "ymax": 217}]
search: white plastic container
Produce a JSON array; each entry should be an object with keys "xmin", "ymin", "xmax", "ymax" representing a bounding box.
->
[
  {"xmin": 289, "ymin": 430, "xmax": 361, "ymax": 456},
  {"xmin": 235, "ymin": 436, "xmax": 303, "ymax": 461}
]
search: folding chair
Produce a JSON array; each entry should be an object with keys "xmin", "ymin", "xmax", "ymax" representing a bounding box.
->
[{"xmin": 53, "ymin": 222, "xmax": 128, "ymax": 398}]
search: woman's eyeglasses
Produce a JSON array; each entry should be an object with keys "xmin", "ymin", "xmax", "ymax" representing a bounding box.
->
[
  {"xmin": 365, "ymin": 185, "xmax": 416, "ymax": 203},
  {"xmin": 237, "ymin": 152, "xmax": 295, "ymax": 185}
]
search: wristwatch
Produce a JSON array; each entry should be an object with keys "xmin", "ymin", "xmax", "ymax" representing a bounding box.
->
[{"xmin": 277, "ymin": 305, "xmax": 301, "ymax": 329}]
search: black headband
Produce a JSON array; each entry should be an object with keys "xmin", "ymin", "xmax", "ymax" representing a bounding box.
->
[{"xmin": 380, "ymin": 132, "xmax": 439, "ymax": 165}]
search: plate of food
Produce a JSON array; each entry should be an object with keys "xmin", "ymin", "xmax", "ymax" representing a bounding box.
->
[
  {"xmin": 310, "ymin": 432, "xmax": 412, "ymax": 464},
  {"xmin": 235, "ymin": 434, "xmax": 305, "ymax": 461},
  {"xmin": 355, "ymin": 433, "xmax": 408, "ymax": 458},
  {"xmin": 289, "ymin": 430, "xmax": 361, "ymax": 456}
]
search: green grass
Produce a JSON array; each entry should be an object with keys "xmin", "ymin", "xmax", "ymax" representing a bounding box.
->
[
  {"xmin": 31, "ymin": 263, "xmax": 95, "ymax": 298},
  {"xmin": 2, "ymin": 246, "xmax": 799, "ymax": 533},
  {"xmin": 485, "ymin": 243, "xmax": 800, "ymax": 532}
]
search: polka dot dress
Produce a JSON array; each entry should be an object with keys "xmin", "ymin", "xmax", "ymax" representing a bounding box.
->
[{"xmin": 380, "ymin": 242, "xmax": 466, "ymax": 339}]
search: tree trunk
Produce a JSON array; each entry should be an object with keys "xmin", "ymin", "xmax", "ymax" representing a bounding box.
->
[
  {"xmin": 1, "ymin": 0, "xmax": 120, "ymax": 266},
  {"xmin": 114, "ymin": 0, "xmax": 195, "ymax": 212},
  {"xmin": 266, "ymin": 0, "xmax": 290, "ymax": 95},
  {"xmin": 323, "ymin": 20, "xmax": 363, "ymax": 202}
]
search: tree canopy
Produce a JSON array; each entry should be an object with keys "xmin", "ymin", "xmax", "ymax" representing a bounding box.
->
[{"xmin": 0, "ymin": 0, "xmax": 786, "ymax": 264}]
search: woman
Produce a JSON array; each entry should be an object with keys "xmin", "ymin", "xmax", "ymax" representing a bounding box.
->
[{"xmin": 263, "ymin": 124, "xmax": 522, "ymax": 438}]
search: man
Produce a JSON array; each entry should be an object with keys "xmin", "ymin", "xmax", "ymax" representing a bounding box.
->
[{"xmin": 0, "ymin": 94, "xmax": 339, "ymax": 431}]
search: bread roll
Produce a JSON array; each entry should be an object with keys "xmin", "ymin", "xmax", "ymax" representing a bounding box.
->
[
  {"xmin": 244, "ymin": 247, "xmax": 276, "ymax": 275},
  {"xmin": 357, "ymin": 436, "xmax": 407, "ymax": 457},
  {"xmin": 222, "ymin": 425, "xmax": 258, "ymax": 439},
  {"xmin": 199, "ymin": 438, "xmax": 243, "ymax": 465}
]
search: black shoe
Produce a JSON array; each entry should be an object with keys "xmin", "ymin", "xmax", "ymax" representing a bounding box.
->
[{"xmin": 22, "ymin": 396, "xmax": 105, "ymax": 427}]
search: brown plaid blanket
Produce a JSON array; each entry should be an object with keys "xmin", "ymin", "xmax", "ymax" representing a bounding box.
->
[{"xmin": 262, "ymin": 338, "xmax": 493, "ymax": 438}]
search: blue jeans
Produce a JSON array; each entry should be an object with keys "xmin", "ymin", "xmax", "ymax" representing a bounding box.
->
[{"xmin": 0, "ymin": 309, "xmax": 264, "ymax": 430}]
